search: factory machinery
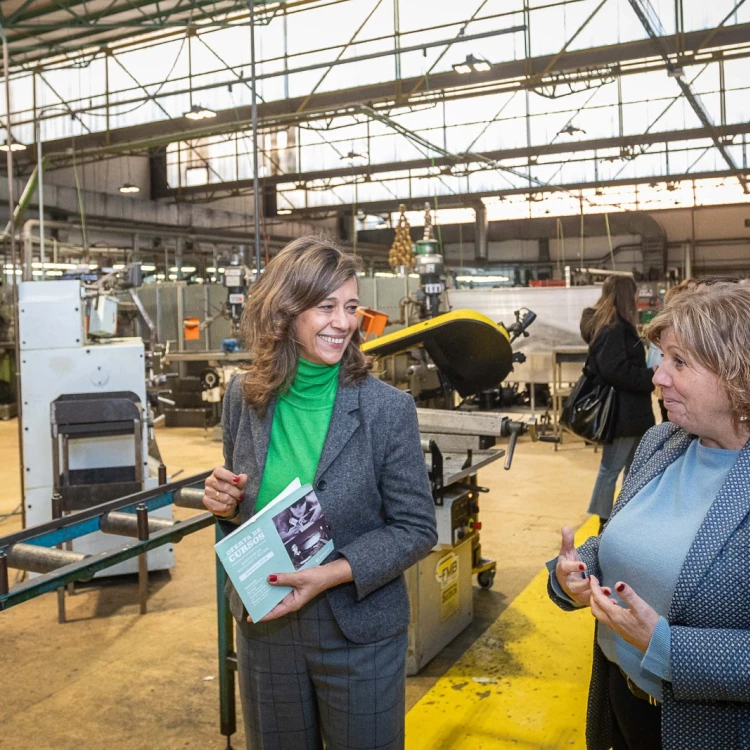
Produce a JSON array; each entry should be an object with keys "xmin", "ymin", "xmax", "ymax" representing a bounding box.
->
[
  {"xmin": 360, "ymin": 302, "xmax": 555, "ymax": 673},
  {"xmin": 1, "ymin": 302, "xmax": 553, "ymax": 747},
  {"xmin": 17, "ymin": 276, "xmax": 175, "ymax": 593},
  {"xmin": 2, "ymin": 210, "xmax": 554, "ymax": 741}
]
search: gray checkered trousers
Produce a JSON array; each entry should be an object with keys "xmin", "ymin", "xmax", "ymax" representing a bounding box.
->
[
  {"xmin": 549, "ymin": 422, "xmax": 750, "ymax": 750},
  {"xmin": 237, "ymin": 596, "xmax": 407, "ymax": 750}
]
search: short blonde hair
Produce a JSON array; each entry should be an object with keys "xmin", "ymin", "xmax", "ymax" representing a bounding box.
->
[{"xmin": 646, "ymin": 284, "xmax": 750, "ymax": 425}]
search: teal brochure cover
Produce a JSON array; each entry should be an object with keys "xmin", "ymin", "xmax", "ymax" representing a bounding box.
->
[{"xmin": 214, "ymin": 480, "xmax": 334, "ymax": 622}]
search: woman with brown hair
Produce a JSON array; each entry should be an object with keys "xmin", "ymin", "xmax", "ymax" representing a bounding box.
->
[
  {"xmin": 580, "ymin": 275, "xmax": 655, "ymax": 524},
  {"xmin": 201, "ymin": 236, "xmax": 437, "ymax": 750}
]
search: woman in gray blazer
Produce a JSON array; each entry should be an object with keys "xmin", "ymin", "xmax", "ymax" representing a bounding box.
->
[
  {"xmin": 549, "ymin": 283, "xmax": 750, "ymax": 750},
  {"xmin": 202, "ymin": 236, "xmax": 438, "ymax": 750}
]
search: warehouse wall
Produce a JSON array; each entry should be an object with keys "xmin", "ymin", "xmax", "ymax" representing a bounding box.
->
[
  {"xmin": 442, "ymin": 234, "xmax": 642, "ymax": 266},
  {"xmin": 43, "ymin": 155, "xmax": 150, "ymax": 197}
]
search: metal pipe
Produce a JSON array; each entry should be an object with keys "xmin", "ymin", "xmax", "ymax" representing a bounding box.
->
[
  {"xmin": 36, "ymin": 120, "xmax": 45, "ymax": 270},
  {"xmin": 174, "ymin": 487, "xmax": 207, "ymax": 510},
  {"xmin": 474, "ymin": 202, "xmax": 488, "ymax": 264},
  {"xmin": 249, "ymin": 0, "xmax": 262, "ymax": 280},
  {"xmin": 0, "ymin": 22, "xmax": 25, "ymax": 530},
  {"xmin": 51, "ymin": 492, "xmax": 65, "ymax": 622},
  {"xmin": 19, "ymin": 219, "xmax": 288, "ymax": 272},
  {"xmin": 176, "ymin": 282, "xmax": 185, "ymax": 379},
  {"xmin": 136, "ymin": 504, "xmax": 149, "ymax": 615},
  {"xmin": 7, "ymin": 543, "xmax": 89, "ymax": 575},
  {"xmin": 0, "ymin": 552, "xmax": 8, "ymax": 596},
  {"xmin": 100, "ymin": 511, "xmax": 176, "ymax": 538}
]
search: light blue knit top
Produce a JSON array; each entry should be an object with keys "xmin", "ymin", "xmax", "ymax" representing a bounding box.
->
[{"xmin": 597, "ymin": 438, "xmax": 739, "ymax": 699}]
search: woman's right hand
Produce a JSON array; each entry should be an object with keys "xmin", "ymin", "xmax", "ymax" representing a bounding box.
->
[
  {"xmin": 203, "ymin": 467, "xmax": 247, "ymax": 518},
  {"xmin": 555, "ymin": 526, "xmax": 592, "ymax": 607}
]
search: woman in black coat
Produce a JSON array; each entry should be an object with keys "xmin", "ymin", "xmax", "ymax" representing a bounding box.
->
[{"xmin": 580, "ymin": 276, "xmax": 655, "ymax": 523}]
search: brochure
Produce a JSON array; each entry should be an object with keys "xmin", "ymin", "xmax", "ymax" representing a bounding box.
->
[{"xmin": 214, "ymin": 478, "xmax": 334, "ymax": 622}]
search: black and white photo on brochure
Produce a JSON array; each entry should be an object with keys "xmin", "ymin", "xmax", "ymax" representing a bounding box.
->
[{"xmin": 271, "ymin": 491, "xmax": 331, "ymax": 570}]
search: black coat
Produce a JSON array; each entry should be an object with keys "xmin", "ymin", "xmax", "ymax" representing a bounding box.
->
[{"xmin": 586, "ymin": 314, "xmax": 655, "ymax": 439}]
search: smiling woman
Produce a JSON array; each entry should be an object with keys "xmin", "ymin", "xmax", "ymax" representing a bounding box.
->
[
  {"xmin": 548, "ymin": 283, "xmax": 750, "ymax": 750},
  {"xmin": 294, "ymin": 276, "xmax": 360, "ymax": 366},
  {"xmin": 201, "ymin": 235, "xmax": 437, "ymax": 750}
]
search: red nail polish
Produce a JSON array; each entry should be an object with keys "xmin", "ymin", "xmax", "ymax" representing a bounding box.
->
[
  {"xmin": 240, "ymin": 494, "xmax": 245, "ymax": 500},
  {"xmin": 616, "ymin": 583, "xmax": 625, "ymax": 592},
  {"xmin": 232, "ymin": 477, "xmax": 239, "ymax": 484},
  {"xmin": 579, "ymin": 563, "xmax": 585, "ymax": 571},
  {"xmin": 602, "ymin": 588, "xmax": 611, "ymax": 596},
  {"xmin": 268, "ymin": 575, "xmax": 277, "ymax": 583}
]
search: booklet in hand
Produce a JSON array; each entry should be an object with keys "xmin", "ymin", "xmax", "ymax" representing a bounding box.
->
[{"xmin": 214, "ymin": 478, "xmax": 334, "ymax": 623}]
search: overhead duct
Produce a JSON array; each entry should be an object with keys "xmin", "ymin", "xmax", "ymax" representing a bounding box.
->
[{"xmin": 474, "ymin": 202, "xmax": 488, "ymax": 266}]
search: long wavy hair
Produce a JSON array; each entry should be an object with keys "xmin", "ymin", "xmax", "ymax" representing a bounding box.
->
[
  {"xmin": 588, "ymin": 275, "xmax": 638, "ymax": 343},
  {"xmin": 239, "ymin": 236, "xmax": 370, "ymax": 414}
]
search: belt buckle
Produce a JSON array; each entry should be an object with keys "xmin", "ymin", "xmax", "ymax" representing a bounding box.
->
[{"xmin": 624, "ymin": 671, "xmax": 659, "ymax": 706}]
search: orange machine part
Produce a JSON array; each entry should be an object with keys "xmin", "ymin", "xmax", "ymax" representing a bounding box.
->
[
  {"xmin": 184, "ymin": 317, "xmax": 201, "ymax": 341},
  {"xmin": 357, "ymin": 307, "xmax": 389, "ymax": 341}
]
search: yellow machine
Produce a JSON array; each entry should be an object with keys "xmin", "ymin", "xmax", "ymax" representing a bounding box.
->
[
  {"xmin": 362, "ymin": 307, "xmax": 534, "ymax": 399},
  {"xmin": 361, "ymin": 306, "xmax": 548, "ymax": 671},
  {"xmin": 361, "ymin": 307, "xmax": 543, "ymax": 594}
]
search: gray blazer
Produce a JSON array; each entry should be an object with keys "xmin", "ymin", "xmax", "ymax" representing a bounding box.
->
[
  {"xmin": 220, "ymin": 372, "xmax": 438, "ymax": 644},
  {"xmin": 549, "ymin": 422, "xmax": 750, "ymax": 750}
]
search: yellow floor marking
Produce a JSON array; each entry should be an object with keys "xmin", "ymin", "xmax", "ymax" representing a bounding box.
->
[{"xmin": 406, "ymin": 517, "xmax": 599, "ymax": 750}]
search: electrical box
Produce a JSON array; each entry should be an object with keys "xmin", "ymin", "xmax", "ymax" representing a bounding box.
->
[
  {"xmin": 88, "ymin": 295, "xmax": 119, "ymax": 338},
  {"xmin": 18, "ymin": 280, "xmax": 83, "ymax": 351},
  {"xmin": 224, "ymin": 266, "xmax": 243, "ymax": 288}
]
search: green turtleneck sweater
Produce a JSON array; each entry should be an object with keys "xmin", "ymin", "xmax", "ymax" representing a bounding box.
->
[{"xmin": 254, "ymin": 358, "xmax": 340, "ymax": 512}]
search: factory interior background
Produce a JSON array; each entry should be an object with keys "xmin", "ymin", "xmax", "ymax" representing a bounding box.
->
[{"xmin": 1, "ymin": 0, "xmax": 750, "ymax": 747}]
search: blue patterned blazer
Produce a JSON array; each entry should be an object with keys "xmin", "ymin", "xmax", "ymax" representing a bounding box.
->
[{"xmin": 549, "ymin": 422, "xmax": 750, "ymax": 750}]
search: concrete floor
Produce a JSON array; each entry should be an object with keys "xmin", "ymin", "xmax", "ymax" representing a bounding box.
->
[{"xmin": 0, "ymin": 418, "xmax": 600, "ymax": 749}]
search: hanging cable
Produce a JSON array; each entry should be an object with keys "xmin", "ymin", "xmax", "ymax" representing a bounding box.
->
[
  {"xmin": 556, "ymin": 217, "xmax": 565, "ymax": 278},
  {"xmin": 71, "ymin": 137, "xmax": 89, "ymax": 256},
  {"xmin": 605, "ymin": 212, "xmax": 616, "ymax": 270}
]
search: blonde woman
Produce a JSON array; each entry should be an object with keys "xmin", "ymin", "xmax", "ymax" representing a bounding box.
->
[
  {"xmin": 202, "ymin": 236, "xmax": 437, "ymax": 750},
  {"xmin": 550, "ymin": 284, "xmax": 750, "ymax": 750}
]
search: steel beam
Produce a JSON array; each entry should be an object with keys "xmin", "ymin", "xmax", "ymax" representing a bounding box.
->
[
  {"xmin": 158, "ymin": 120, "xmax": 750, "ymax": 199},
  {"xmin": 271, "ymin": 166, "xmax": 750, "ymax": 215},
  {"xmin": 626, "ymin": 0, "xmax": 749, "ymax": 191},
  {"xmin": 25, "ymin": 22, "xmax": 750, "ymax": 159}
]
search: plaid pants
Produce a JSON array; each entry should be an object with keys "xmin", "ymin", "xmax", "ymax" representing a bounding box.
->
[{"xmin": 236, "ymin": 595, "xmax": 408, "ymax": 750}]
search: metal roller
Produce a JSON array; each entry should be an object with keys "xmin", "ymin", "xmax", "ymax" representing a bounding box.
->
[
  {"xmin": 100, "ymin": 511, "xmax": 176, "ymax": 538},
  {"xmin": 174, "ymin": 487, "xmax": 207, "ymax": 510},
  {"xmin": 7, "ymin": 543, "xmax": 89, "ymax": 575}
]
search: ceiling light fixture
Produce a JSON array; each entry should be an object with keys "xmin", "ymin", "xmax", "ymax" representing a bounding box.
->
[
  {"xmin": 558, "ymin": 123, "xmax": 586, "ymax": 137},
  {"xmin": 184, "ymin": 104, "xmax": 217, "ymax": 121},
  {"xmin": 277, "ymin": 208, "xmax": 292, "ymax": 215},
  {"xmin": 341, "ymin": 150, "xmax": 366, "ymax": 164},
  {"xmin": 119, "ymin": 182, "xmax": 140, "ymax": 194},
  {"xmin": 453, "ymin": 54, "xmax": 492, "ymax": 75},
  {"xmin": 0, "ymin": 137, "xmax": 27, "ymax": 152}
]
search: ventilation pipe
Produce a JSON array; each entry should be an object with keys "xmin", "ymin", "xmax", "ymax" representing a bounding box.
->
[{"xmin": 474, "ymin": 202, "xmax": 488, "ymax": 266}]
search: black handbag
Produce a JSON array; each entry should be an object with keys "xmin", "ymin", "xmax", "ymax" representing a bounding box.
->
[{"xmin": 560, "ymin": 361, "xmax": 617, "ymax": 444}]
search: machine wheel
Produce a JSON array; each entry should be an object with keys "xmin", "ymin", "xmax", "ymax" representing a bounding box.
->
[
  {"xmin": 200, "ymin": 367, "xmax": 220, "ymax": 390},
  {"xmin": 477, "ymin": 570, "xmax": 496, "ymax": 589}
]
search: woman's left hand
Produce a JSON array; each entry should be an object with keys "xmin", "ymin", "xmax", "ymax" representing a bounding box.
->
[
  {"xmin": 589, "ymin": 575, "xmax": 660, "ymax": 652},
  {"xmin": 253, "ymin": 559, "xmax": 354, "ymax": 623}
]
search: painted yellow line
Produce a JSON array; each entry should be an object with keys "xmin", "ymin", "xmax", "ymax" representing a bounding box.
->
[{"xmin": 406, "ymin": 516, "xmax": 599, "ymax": 750}]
